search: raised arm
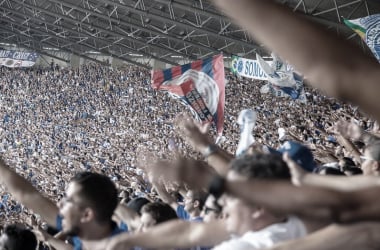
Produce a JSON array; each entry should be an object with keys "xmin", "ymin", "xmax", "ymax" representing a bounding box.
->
[
  {"xmin": 152, "ymin": 153, "xmax": 347, "ymax": 222},
  {"xmin": 33, "ymin": 228, "xmax": 73, "ymax": 250},
  {"xmin": 212, "ymin": 0, "xmax": 380, "ymax": 122},
  {"xmin": 107, "ymin": 219, "xmax": 228, "ymax": 250},
  {"xmin": 224, "ymin": 173, "xmax": 380, "ymax": 223},
  {"xmin": 224, "ymin": 178, "xmax": 346, "ymax": 222},
  {"xmin": 268, "ymin": 222, "xmax": 380, "ymax": 250},
  {"xmin": 176, "ymin": 114, "xmax": 233, "ymax": 176},
  {"xmin": 292, "ymin": 171, "xmax": 380, "ymax": 192},
  {"xmin": 0, "ymin": 159, "xmax": 58, "ymax": 226},
  {"xmin": 285, "ymin": 153, "xmax": 380, "ymax": 191},
  {"xmin": 335, "ymin": 135, "xmax": 361, "ymax": 164},
  {"xmin": 335, "ymin": 121, "xmax": 380, "ymax": 146},
  {"xmin": 152, "ymin": 181, "xmax": 178, "ymax": 210}
]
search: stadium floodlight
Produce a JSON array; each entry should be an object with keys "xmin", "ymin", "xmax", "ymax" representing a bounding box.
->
[{"xmin": 42, "ymin": 47, "xmax": 59, "ymax": 51}]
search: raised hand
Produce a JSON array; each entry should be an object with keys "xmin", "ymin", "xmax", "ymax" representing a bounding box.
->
[
  {"xmin": 283, "ymin": 153, "xmax": 307, "ymax": 187},
  {"xmin": 334, "ymin": 121, "xmax": 363, "ymax": 140},
  {"xmin": 143, "ymin": 154, "xmax": 214, "ymax": 191},
  {"xmin": 171, "ymin": 156, "xmax": 214, "ymax": 190},
  {"xmin": 175, "ymin": 113, "xmax": 213, "ymax": 153}
]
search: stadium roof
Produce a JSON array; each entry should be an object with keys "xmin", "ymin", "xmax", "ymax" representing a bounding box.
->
[{"xmin": 0, "ymin": 0, "xmax": 379, "ymax": 68}]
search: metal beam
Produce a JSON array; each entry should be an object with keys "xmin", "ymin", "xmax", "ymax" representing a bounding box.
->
[
  {"xmin": 312, "ymin": 0, "xmax": 362, "ymax": 16},
  {"xmin": 0, "ymin": 27, "xmax": 105, "ymax": 65},
  {"xmin": 2, "ymin": 0, "xmax": 179, "ymax": 67},
  {"xmin": 44, "ymin": 0, "xmax": 221, "ymax": 54},
  {"xmin": 154, "ymin": 0, "xmax": 229, "ymax": 22},
  {"xmin": 104, "ymin": 0, "xmax": 260, "ymax": 51},
  {"xmin": 5, "ymin": 1, "xmax": 180, "ymax": 65},
  {"xmin": 0, "ymin": 18, "xmax": 150, "ymax": 68},
  {"xmin": 0, "ymin": 35, "xmax": 70, "ymax": 63}
]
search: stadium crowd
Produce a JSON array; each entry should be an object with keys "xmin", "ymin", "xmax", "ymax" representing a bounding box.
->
[{"xmin": 1, "ymin": 0, "xmax": 380, "ymax": 249}]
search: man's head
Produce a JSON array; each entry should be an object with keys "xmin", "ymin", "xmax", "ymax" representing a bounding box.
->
[
  {"xmin": 0, "ymin": 225, "xmax": 37, "ymax": 250},
  {"xmin": 361, "ymin": 141, "xmax": 380, "ymax": 176},
  {"xmin": 314, "ymin": 166, "xmax": 345, "ymax": 175},
  {"xmin": 127, "ymin": 197, "xmax": 151, "ymax": 216},
  {"xmin": 140, "ymin": 202, "xmax": 177, "ymax": 231},
  {"xmin": 224, "ymin": 153, "xmax": 290, "ymax": 235},
  {"xmin": 339, "ymin": 157, "xmax": 356, "ymax": 171},
  {"xmin": 201, "ymin": 195, "xmax": 223, "ymax": 223},
  {"xmin": 58, "ymin": 172, "xmax": 118, "ymax": 236},
  {"xmin": 183, "ymin": 190, "xmax": 207, "ymax": 215},
  {"xmin": 125, "ymin": 197, "xmax": 151, "ymax": 232}
]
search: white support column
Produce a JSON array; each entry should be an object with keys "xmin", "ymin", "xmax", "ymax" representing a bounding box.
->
[
  {"xmin": 111, "ymin": 57, "xmax": 124, "ymax": 68},
  {"xmin": 152, "ymin": 58, "xmax": 166, "ymax": 70},
  {"xmin": 70, "ymin": 54, "xmax": 80, "ymax": 68}
]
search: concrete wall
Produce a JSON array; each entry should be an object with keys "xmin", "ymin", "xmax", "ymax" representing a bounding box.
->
[
  {"xmin": 1, "ymin": 44, "xmax": 233, "ymax": 70},
  {"xmin": 35, "ymin": 53, "xmax": 70, "ymax": 68}
]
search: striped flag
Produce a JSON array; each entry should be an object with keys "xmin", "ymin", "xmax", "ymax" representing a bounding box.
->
[
  {"xmin": 344, "ymin": 14, "xmax": 380, "ymax": 62},
  {"xmin": 151, "ymin": 54, "xmax": 225, "ymax": 136}
]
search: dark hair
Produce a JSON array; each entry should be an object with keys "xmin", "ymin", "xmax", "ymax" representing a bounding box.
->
[
  {"xmin": 353, "ymin": 141, "xmax": 366, "ymax": 150},
  {"xmin": 230, "ymin": 153, "xmax": 290, "ymax": 180},
  {"xmin": 314, "ymin": 166, "xmax": 345, "ymax": 176},
  {"xmin": 141, "ymin": 202, "xmax": 178, "ymax": 224},
  {"xmin": 340, "ymin": 157, "xmax": 356, "ymax": 168},
  {"xmin": 70, "ymin": 172, "xmax": 118, "ymax": 223},
  {"xmin": 189, "ymin": 190, "xmax": 207, "ymax": 211},
  {"xmin": 119, "ymin": 190, "xmax": 131, "ymax": 204},
  {"xmin": 127, "ymin": 197, "xmax": 151, "ymax": 215},
  {"xmin": 343, "ymin": 166, "xmax": 363, "ymax": 175},
  {"xmin": 127, "ymin": 188, "xmax": 137, "ymax": 199},
  {"xmin": 3, "ymin": 224, "xmax": 37, "ymax": 250}
]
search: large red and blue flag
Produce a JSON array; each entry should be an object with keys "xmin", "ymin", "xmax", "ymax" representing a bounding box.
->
[{"xmin": 151, "ymin": 54, "xmax": 225, "ymax": 136}]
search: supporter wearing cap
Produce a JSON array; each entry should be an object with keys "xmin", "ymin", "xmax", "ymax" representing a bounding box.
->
[
  {"xmin": 265, "ymin": 141, "xmax": 317, "ymax": 172},
  {"xmin": 277, "ymin": 141, "xmax": 317, "ymax": 172},
  {"xmin": 282, "ymin": 140, "xmax": 380, "ymax": 193}
]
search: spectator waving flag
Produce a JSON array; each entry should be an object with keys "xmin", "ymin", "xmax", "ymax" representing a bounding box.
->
[
  {"xmin": 256, "ymin": 53, "xmax": 306, "ymax": 102},
  {"xmin": 344, "ymin": 14, "xmax": 380, "ymax": 62},
  {"xmin": 151, "ymin": 54, "xmax": 225, "ymax": 136}
]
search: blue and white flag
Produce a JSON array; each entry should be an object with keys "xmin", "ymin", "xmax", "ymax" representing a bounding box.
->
[
  {"xmin": 0, "ymin": 50, "xmax": 39, "ymax": 68},
  {"xmin": 344, "ymin": 14, "xmax": 380, "ymax": 62},
  {"xmin": 231, "ymin": 55, "xmax": 268, "ymax": 80},
  {"xmin": 231, "ymin": 55, "xmax": 295, "ymax": 80},
  {"xmin": 257, "ymin": 53, "xmax": 306, "ymax": 102}
]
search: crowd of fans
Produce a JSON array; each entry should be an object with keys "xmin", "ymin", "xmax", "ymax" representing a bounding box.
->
[
  {"xmin": 0, "ymin": 61, "xmax": 375, "ymax": 249},
  {"xmin": 0, "ymin": 63, "xmax": 368, "ymax": 218},
  {"xmin": 1, "ymin": 0, "xmax": 380, "ymax": 249}
]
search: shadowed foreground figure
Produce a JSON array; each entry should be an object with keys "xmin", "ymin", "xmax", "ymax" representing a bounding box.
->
[{"xmin": 0, "ymin": 224, "xmax": 37, "ymax": 250}]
